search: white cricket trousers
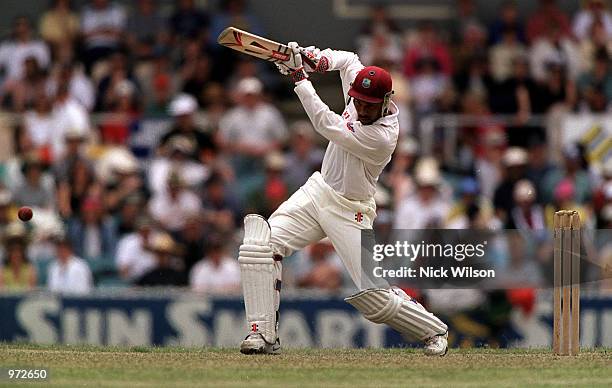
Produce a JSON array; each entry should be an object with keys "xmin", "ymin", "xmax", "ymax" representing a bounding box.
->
[{"xmin": 269, "ymin": 172, "xmax": 380, "ymax": 290}]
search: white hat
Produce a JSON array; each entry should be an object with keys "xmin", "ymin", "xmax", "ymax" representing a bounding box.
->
[
  {"xmin": 513, "ymin": 179, "xmax": 536, "ymax": 202},
  {"xmin": 114, "ymin": 79, "xmax": 135, "ymax": 97},
  {"xmin": 97, "ymin": 147, "xmax": 139, "ymax": 182},
  {"xmin": 169, "ymin": 93, "xmax": 198, "ymax": 116},
  {"xmin": 149, "ymin": 232, "xmax": 175, "ymax": 254},
  {"xmin": 397, "ymin": 136, "xmax": 418, "ymax": 155},
  {"xmin": 265, "ymin": 151, "xmax": 286, "ymax": 170},
  {"xmin": 64, "ymin": 125, "xmax": 88, "ymax": 140},
  {"xmin": 236, "ymin": 77, "xmax": 263, "ymax": 95},
  {"xmin": 503, "ymin": 147, "xmax": 528, "ymax": 166},
  {"xmin": 415, "ymin": 157, "xmax": 441, "ymax": 186}
]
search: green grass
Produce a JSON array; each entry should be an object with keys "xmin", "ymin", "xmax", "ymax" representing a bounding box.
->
[{"xmin": 0, "ymin": 344, "xmax": 610, "ymax": 387}]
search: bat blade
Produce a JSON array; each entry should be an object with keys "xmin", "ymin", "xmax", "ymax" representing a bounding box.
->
[
  {"xmin": 217, "ymin": 27, "xmax": 290, "ymax": 63},
  {"xmin": 217, "ymin": 26, "xmax": 316, "ymax": 68}
]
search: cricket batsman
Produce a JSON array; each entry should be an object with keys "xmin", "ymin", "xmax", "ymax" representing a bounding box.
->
[{"xmin": 238, "ymin": 42, "xmax": 448, "ymax": 355}]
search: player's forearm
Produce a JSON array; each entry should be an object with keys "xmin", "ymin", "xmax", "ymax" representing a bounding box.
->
[{"xmin": 294, "ymin": 80, "xmax": 350, "ymax": 143}]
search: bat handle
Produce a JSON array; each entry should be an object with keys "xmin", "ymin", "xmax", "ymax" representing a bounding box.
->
[{"xmin": 302, "ymin": 56, "xmax": 317, "ymax": 70}]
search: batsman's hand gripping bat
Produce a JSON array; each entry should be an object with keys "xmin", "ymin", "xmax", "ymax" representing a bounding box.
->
[{"xmin": 217, "ymin": 27, "xmax": 317, "ymax": 68}]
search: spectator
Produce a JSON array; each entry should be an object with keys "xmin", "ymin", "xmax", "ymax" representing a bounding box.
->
[
  {"xmin": 66, "ymin": 196, "xmax": 117, "ymax": 261},
  {"xmin": 356, "ymin": 6, "xmax": 403, "ymax": 67},
  {"xmin": 126, "ymin": 0, "xmax": 168, "ymax": 61},
  {"xmin": 97, "ymin": 80, "xmax": 140, "ymax": 145},
  {"xmin": 295, "ymin": 239, "xmax": 343, "ymax": 292},
  {"xmin": 136, "ymin": 232, "xmax": 186, "ymax": 286},
  {"xmin": 283, "ymin": 121, "xmax": 324, "ymax": 191},
  {"xmin": 190, "ymin": 236, "xmax": 240, "ymax": 293},
  {"xmin": 0, "ymin": 16, "xmax": 50, "ymax": 85},
  {"xmin": 115, "ymin": 194, "xmax": 145, "ymax": 236},
  {"xmin": 0, "ymin": 222, "xmax": 36, "ymax": 291},
  {"xmin": 542, "ymin": 144, "xmax": 593, "ymax": 204},
  {"xmin": 577, "ymin": 48, "xmax": 612, "ymax": 112},
  {"xmin": 115, "ymin": 215, "xmax": 156, "ymax": 282},
  {"xmin": 493, "ymin": 147, "xmax": 529, "ymax": 225},
  {"xmin": 209, "ymin": 0, "xmax": 263, "ymax": 46},
  {"xmin": 446, "ymin": 177, "xmax": 493, "ymax": 229},
  {"xmin": 525, "ymin": 136, "xmax": 555, "ymax": 202},
  {"xmin": 509, "ymin": 180, "xmax": 546, "ymax": 237},
  {"xmin": 99, "ymin": 148, "xmax": 145, "ymax": 213},
  {"xmin": 51, "ymin": 83, "xmax": 91, "ymax": 159},
  {"xmin": 201, "ymin": 172, "xmax": 241, "ymax": 234},
  {"xmin": 180, "ymin": 43, "xmax": 213, "ymax": 100},
  {"xmin": 144, "ymin": 69, "xmax": 173, "ymax": 118},
  {"xmin": 572, "ymin": 0, "xmax": 612, "ymax": 40},
  {"xmin": 47, "ymin": 61, "xmax": 95, "ymax": 111},
  {"xmin": 409, "ymin": 57, "xmax": 449, "ymax": 115},
  {"xmin": 169, "ymin": 0, "xmax": 210, "ymax": 41},
  {"xmin": 526, "ymin": 0, "xmax": 571, "ymax": 43},
  {"xmin": 529, "ymin": 23, "xmax": 581, "ymax": 83},
  {"xmin": 158, "ymin": 93, "xmax": 213, "ymax": 156},
  {"xmin": 452, "ymin": 22, "xmax": 488, "ymax": 76},
  {"xmin": 454, "ymin": 54, "xmax": 495, "ymax": 99},
  {"xmin": 544, "ymin": 178, "xmax": 592, "ymax": 228},
  {"xmin": 149, "ymin": 172, "xmax": 202, "ymax": 233},
  {"xmin": 489, "ymin": 55, "xmax": 540, "ymax": 143},
  {"xmin": 451, "ymin": 0, "xmax": 486, "ymax": 45},
  {"xmin": 2, "ymin": 126, "xmax": 54, "ymax": 192},
  {"xmin": 149, "ymin": 136, "xmax": 209, "ymax": 195},
  {"xmin": 95, "ymin": 51, "xmax": 139, "ymax": 112},
  {"xmin": 47, "ymin": 235, "xmax": 93, "ymax": 294},
  {"xmin": 359, "ymin": 4, "xmax": 401, "ymax": 38},
  {"xmin": 53, "ymin": 126, "xmax": 96, "ymax": 218},
  {"xmin": 23, "ymin": 90, "xmax": 54, "ymax": 150},
  {"xmin": 12, "ymin": 154, "xmax": 55, "ymax": 210},
  {"xmin": 536, "ymin": 60, "xmax": 577, "ymax": 112},
  {"xmin": 176, "ymin": 214, "xmax": 206, "ymax": 275},
  {"xmin": 2, "ymin": 56, "xmax": 48, "ymax": 112},
  {"xmin": 39, "ymin": 0, "xmax": 80, "ymax": 54},
  {"xmin": 489, "ymin": 1, "xmax": 525, "ymax": 44},
  {"xmin": 387, "ymin": 136, "xmax": 419, "ymax": 207},
  {"xmin": 489, "ymin": 26, "xmax": 527, "ymax": 82},
  {"xmin": 246, "ymin": 152, "xmax": 289, "ymax": 217},
  {"xmin": 394, "ymin": 158, "xmax": 450, "ymax": 229},
  {"xmin": 218, "ymin": 77, "xmax": 287, "ymax": 182},
  {"xmin": 578, "ymin": 18, "xmax": 612, "ymax": 73},
  {"xmin": 79, "ymin": 0, "xmax": 127, "ymax": 73},
  {"xmin": 199, "ymin": 82, "xmax": 228, "ymax": 132},
  {"xmin": 403, "ymin": 22, "xmax": 452, "ymax": 78}
]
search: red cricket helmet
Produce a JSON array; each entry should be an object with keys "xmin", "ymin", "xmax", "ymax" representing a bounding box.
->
[{"xmin": 348, "ymin": 66, "xmax": 393, "ymax": 104}]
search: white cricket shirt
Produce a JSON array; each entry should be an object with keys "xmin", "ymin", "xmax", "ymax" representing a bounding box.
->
[{"xmin": 293, "ymin": 50, "xmax": 399, "ymax": 201}]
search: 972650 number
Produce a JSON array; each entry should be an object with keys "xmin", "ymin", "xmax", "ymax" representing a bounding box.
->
[{"xmin": 6, "ymin": 369, "xmax": 48, "ymax": 379}]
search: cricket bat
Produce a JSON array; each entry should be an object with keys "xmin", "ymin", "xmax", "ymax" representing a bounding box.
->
[{"xmin": 217, "ymin": 26, "xmax": 316, "ymax": 68}]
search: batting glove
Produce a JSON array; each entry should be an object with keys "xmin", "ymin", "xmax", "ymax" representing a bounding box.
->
[
  {"xmin": 276, "ymin": 42, "xmax": 308, "ymax": 83},
  {"xmin": 300, "ymin": 46, "xmax": 329, "ymax": 73}
]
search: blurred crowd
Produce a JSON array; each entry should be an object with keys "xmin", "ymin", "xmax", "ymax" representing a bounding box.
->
[{"xmin": 0, "ymin": 0, "xmax": 610, "ymax": 298}]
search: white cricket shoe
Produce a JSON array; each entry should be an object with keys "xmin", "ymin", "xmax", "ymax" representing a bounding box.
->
[
  {"xmin": 240, "ymin": 332, "xmax": 281, "ymax": 355},
  {"xmin": 423, "ymin": 331, "xmax": 448, "ymax": 356}
]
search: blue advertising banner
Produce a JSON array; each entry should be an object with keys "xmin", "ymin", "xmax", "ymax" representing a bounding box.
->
[{"xmin": 0, "ymin": 291, "xmax": 610, "ymax": 348}]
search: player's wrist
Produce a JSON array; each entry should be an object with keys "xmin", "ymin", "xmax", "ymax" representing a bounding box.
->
[{"xmin": 290, "ymin": 67, "xmax": 309, "ymax": 83}]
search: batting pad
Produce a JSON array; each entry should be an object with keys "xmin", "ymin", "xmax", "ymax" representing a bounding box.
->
[
  {"xmin": 345, "ymin": 287, "xmax": 447, "ymax": 341},
  {"xmin": 239, "ymin": 214, "xmax": 280, "ymax": 344}
]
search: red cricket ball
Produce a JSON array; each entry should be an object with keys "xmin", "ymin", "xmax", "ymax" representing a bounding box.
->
[{"xmin": 18, "ymin": 206, "xmax": 33, "ymax": 222}]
